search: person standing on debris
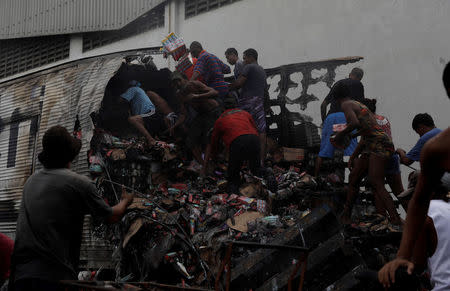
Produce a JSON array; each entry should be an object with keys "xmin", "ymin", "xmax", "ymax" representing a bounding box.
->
[
  {"xmin": 343, "ymin": 98, "xmax": 405, "ymax": 223},
  {"xmin": 189, "ymin": 41, "xmax": 231, "ymax": 101},
  {"xmin": 314, "ymin": 68, "xmax": 365, "ymax": 177},
  {"xmin": 121, "ymin": 80, "xmax": 166, "ymax": 146},
  {"xmin": 10, "ymin": 126, "xmax": 134, "ymax": 291},
  {"xmin": 171, "ymin": 71, "xmax": 222, "ymax": 167},
  {"xmin": 204, "ymin": 97, "xmax": 260, "ymax": 193},
  {"xmin": 332, "ymin": 83, "xmax": 402, "ymax": 226},
  {"xmin": 396, "ymin": 113, "xmax": 442, "ymax": 166},
  {"xmin": 225, "ymin": 48, "xmax": 245, "ymax": 80},
  {"xmin": 379, "ymin": 62, "xmax": 450, "ymax": 289},
  {"xmin": 229, "ymin": 48, "xmax": 268, "ymax": 164}
]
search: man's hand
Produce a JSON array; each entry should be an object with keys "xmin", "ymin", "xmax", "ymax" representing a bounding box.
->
[
  {"xmin": 396, "ymin": 148, "xmax": 406, "ymax": 155},
  {"xmin": 121, "ymin": 187, "xmax": 135, "ymax": 207},
  {"xmin": 378, "ymin": 258, "xmax": 414, "ymax": 288}
]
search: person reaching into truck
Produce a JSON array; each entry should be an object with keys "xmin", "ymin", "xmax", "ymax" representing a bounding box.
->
[
  {"xmin": 314, "ymin": 68, "xmax": 365, "ymax": 177},
  {"xmin": 121, "ymin": 80, "xmax": 177, "ymax": 146},
  {"xmin": 171, "ymin": 71, "xmax": 222, "ymax": 168},
  {"xmin": 343, "ymin": 98, "xmax": 404, "ymax": 223},
  {"xmin": 332, "ymin": 83, "xmax": 402, "ymax": 226},
  {"xmin": 396, "ymin": 113, "xmax": 442, "ymax": 166},
  {"xmin": 229, "ymin": 48, "xmax": 268, "ymax": 164},
  {"xmin": 204, "ymin": 96, "xmax": 261, "ymax": 193},
  {"xmin": 225, "ymin": 48, "xmax": 245, "ymax": 80},
  {"xmin": 10, "ymin": 126, "xmax": 134, "ymax": 291},
  {"xmin": 189, "ymin": 41, "xmax": 231, "ymax": 101}
]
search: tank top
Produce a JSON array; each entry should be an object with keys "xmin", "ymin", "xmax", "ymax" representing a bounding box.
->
[
  {"xmin": 353, "ymin": 101, "xmax": 385, "ymax": 138},
  {"xmin": 428, "ymin": 200, "xmax": 450, "ymax": 291}
]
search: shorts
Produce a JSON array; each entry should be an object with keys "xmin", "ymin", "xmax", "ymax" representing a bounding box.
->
[
  {"xmin": 319, "ymin": 112, "xmax": 357, "ymax": 158},
  {"xmin": 186, "ymin": 106, "xmax": 222, "ymax": 148},
  {"xmin": 363, "ymin": 134, "xmax": 395, "ymax": 159},
  {"xmin": 238, "ymin": 96, "xmax": 266, "ymax": 133},
  {"xmin": 139, "ymin": 109, "xmax": 156, "ymax": 118},
  {"xmin": 386, "ymin": 153, "xmax": 401, "ymax": 175},
  {"xmin": 143, "ymin": 112, "xmax": 166, "ymax": 135}
]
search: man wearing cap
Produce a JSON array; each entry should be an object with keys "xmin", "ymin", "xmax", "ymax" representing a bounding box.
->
[
  {"xmin": 10, "ymin": 126, "xmax": 134, "ymax": 291},
  {"xmin": 171, "ymin": 72, "xmax": 222, "ymax": 166},
  {"xmin": 204, "ymin": 96, "xmax": 261, "ymax": 193}
]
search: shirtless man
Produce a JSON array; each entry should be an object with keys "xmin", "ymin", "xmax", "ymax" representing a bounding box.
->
[
  {"xmin": 171, "ymin": 71, "xmax": 222, "ymax": 164},
  {"xmin": 378, "ymin": 62, "xmax": 450, "ymax": 288}
]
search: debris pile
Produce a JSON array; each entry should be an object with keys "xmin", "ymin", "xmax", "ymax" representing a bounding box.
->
[{"xmin": 85, "ymin": 128, "xmax": 406, "ymax": 290}]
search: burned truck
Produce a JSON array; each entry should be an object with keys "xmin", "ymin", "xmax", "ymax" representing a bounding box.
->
[{"xmin": 0, "ymin": 49, "xmax": 411, "ymax": 290}]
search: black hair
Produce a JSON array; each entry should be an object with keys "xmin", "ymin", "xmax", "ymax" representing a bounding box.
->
[
  {"xmin": 332, "ymin": 81, "xmax": 350, "ymax": 100},
  {"xmin": 38, "ymin": 125, "xmax": 81, "ymax": 168},
  {"xmin": 412, "ymin": 113, "xmax": 435, "ymax": 130},
  {"xmin": 350, "ymin": 67, "xmax": 364, "ymax": 81},
  {"xmin": 362, "ymin": 98, "xmax": 377, "ymax": 113},
  {"xmin": 243, "ymin": 48, "xmax": 258, "ymax": 61},
  {"xmin": 444, "ymin": 62, "xmax": 450, "ymax": 98},
  {"xmin": 225, "ymin": 48, "xmax": 238, "ymax": 56},
  {"xmin": 189, "ymin": 41, "xmax": 203, "ymax": 51}
]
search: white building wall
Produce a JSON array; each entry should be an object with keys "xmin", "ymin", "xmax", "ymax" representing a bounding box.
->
[
  {"xmin": 3, "ymin": 0, "xmax": 449, "ymax": 170},
  {"xmin": 175, "ymin": 0, "xmax": 450, "ymax": 156}
]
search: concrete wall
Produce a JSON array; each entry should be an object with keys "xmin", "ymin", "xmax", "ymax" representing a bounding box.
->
[{"xmin": 4, "ymin": 0, "xmax": 450, "ymax": 170}]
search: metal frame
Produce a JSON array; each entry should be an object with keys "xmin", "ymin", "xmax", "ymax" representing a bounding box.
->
[{"xmin": 215, "ymin": 241, "xmax": 310, "ymax": 291}]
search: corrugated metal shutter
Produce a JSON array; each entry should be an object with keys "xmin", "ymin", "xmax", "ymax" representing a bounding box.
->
[
  {"xmin": 0, "ymin": 53, "xmax": 130, "ymax": 263},
  {"xmin": 0, "ymin": 0, "xmax": 166, "ymax": 40}
]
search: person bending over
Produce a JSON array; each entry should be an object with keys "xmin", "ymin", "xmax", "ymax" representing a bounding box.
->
[
  {"xmin": 396, "ymin": 113, "xmax": 442, "ymax": 166},
  {"xmin": 333, "ymin": 84, "xmax": 401, "ymax": 226}
]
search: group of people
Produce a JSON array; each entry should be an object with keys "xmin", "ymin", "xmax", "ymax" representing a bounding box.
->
[
  {"xmin": 0, "ymin": 37, "xmax": 449, "ymax": 290},
  {"xmin": 121, "ymin": 41, "xmax": 268, "ymax": 192},
  {"xmin": 317, "ymin": 63, "xmax": 450, "ymax": 290}
]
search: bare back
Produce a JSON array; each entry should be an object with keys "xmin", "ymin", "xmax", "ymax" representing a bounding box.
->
[{"xmin": 181, "ymin": 80, "xmax": 219, "ymax": 113}]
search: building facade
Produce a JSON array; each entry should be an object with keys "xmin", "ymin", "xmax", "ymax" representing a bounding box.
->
[{"xmin": 1, "ymin": 0, "xmax": 449, "ymax": 148}]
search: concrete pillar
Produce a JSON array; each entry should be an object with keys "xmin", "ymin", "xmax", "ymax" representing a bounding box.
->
[{"xmin": 69, "ymin": 34, "xmax": 83, "ymax": 61}]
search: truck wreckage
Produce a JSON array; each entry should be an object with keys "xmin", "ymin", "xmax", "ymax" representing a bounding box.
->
[{"xmin": 0, "ymin": 50, "xmax": 418, "ymax": 290}]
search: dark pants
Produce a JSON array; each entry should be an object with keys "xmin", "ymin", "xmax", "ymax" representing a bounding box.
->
[
  {"xmin": 228, "ymin": 134, "xmax": 261, "ymax": 193},
  {"xmin": 13, "ymin": 278, "xmax": 63, "ymax": 291}
]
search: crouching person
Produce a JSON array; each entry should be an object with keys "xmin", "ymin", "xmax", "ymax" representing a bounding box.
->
[
  {"xmin": 9, "ymin": 126, "xmax": 134, "ymax": 291},
  {"xmin": 121, "ymin": 80, "xmax": 169, "ymax": 146},
  {"xmin": 204, "ymin": 97, "xmax": 261, "ymax": 193}
]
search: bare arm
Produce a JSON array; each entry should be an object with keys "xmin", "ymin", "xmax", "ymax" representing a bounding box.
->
[
  {"xmin": 397, "ymin": 141, "xmax": 444, "ymax": 259},
  {"xmin": 379, "ymin": 131, "xmax": 449, "ymax": 287},
  {"xmin": 348, "ymin": 138, "xmax": 365, "ymax": 170},
  {"xmin": 146, "ymin": 90, "xmax": 172, "ymax": 115},
  {"xmin": 106, "ymin": 188, "xmax": 134, "ymax": 224},
  {"xmin": 335, "ymin": 101, "xmax": 360, "ymax": 141},
  {"xmin": 229, "ymin": 75, "xmax": 247, "ymax": 90},
  {"xmin": 190, "ymin": 81, "xmax": 219, "ymax": 99},
  {"xmin": 396, "ymin": 148, "xmax": 414, "ymax": 166}
]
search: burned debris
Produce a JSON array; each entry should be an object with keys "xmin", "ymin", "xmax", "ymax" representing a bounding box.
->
[{"xmin": 72, "ymin": 58, "xmax": 412, "ymax": 290}]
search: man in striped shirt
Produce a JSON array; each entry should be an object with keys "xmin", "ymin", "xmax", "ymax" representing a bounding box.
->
[{"xmin": 189, "ymin": 41, "xmax": 231, "ymax": 101}]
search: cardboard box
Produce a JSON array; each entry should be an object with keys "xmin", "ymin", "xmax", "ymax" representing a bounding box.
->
[{"xmin": 282, "ymin": 147, "xmax": 305, "ymax": 161}]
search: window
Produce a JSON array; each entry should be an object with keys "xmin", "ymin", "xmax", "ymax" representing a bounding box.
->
[
  {"xmin": 0, "ymin": 36, "xmax": 70, "ymax": 79},
  {"xmin": 185, "ymin": 0, "xmax": 241, "ymax": 18},
  {"xmin": 83, "ymin": 4, "xmax": 165, "ymax": 52}
]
